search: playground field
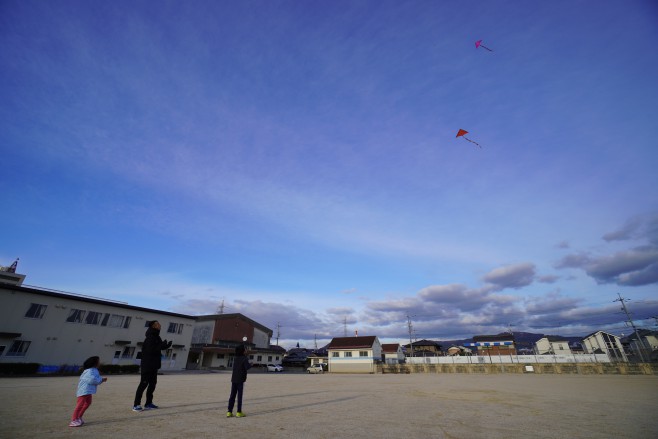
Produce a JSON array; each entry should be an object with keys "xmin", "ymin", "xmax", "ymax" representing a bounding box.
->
[{"xmin": 0, "ymin": 371, "xmax": 656, "ymax": 438}]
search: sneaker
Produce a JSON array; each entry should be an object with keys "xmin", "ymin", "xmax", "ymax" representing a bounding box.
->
[
  {"xmin": 68, "ymin": 420, "xmax": 82, "ymax": 427},
  {"xmin": 78, "ymin": 418, "xmax": 84, "ymax": 425},
  {"xmin": 144, "ymin": 403, "xmax": 159, "ymax": 409},
  {"xmin": 132, "ymin": 405, "xmax": 143, "ymax": 411},
  {"xmin": 236, "ymin": 412, "xmax": 246, "ymax": 417},
  {"xmin": 226, "ymin": 411, "xmax": 233, "ymax": 417}
]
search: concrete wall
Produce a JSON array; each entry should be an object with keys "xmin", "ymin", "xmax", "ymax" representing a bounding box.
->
[{"xmin": 380, "ymin": 362, "xmax": 658, "ymax": 375}]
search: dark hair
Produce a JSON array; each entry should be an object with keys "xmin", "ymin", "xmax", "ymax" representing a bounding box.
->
[
  {"xmin": 148, "ymin": 320, "xmax": 159, "ymax": 328},
  {"xmin": 83, "ymin": 356, "xmax": 100, "ymax": 370},
  {"xmin": 235, "ymin": 345, "xmax": 246, "ymax": 356}
]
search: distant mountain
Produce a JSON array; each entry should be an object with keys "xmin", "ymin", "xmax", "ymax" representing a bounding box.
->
[{"xmin": 437, "ymin": 331, "xmax": 584, "ymax": 351}]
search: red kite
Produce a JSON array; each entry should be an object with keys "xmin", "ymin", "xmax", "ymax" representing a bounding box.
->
[
  {"xmin": 475, "ymin": 40, "xmax": 493, "ymax": 51},
  {"xmin": 456, "ymin": 129, "xmax": 481, "ymax": 148}
]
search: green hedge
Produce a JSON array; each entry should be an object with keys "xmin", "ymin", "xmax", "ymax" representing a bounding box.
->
[
  {"xmin": 98, "ymin": 364, "xmax": 140, "ymax": 374},
  {"xmin": 0, "ymin": 363, "xmax": 41, "ymax": 375},
  {"xmin": 0, "ymin": 363, "xmax": 140, "ymax": 376}
]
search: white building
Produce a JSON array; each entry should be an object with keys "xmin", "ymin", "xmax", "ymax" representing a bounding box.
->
[
  {"xmin": 381, "ymin": 343, "xmax": 404, "ymax": 364},
  {"xmin": 582, "ymin": 331, "xmax": 627, "ymax": 362},
  {"xmin": 327, "ymin": 336, "xmax": 382, "ymax": 373},
  {"xmin": 535, "ymin": 336, "xmax": 571, "ymax": 355},
  {"xmin": 0, "ymin": 271, "xmax": 195, "ymax": 370}
]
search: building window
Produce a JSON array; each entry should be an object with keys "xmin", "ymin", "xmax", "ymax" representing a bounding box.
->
[
  {"xmin": 344, "ymin": 352, "xmax": 353, "ymax": 357},
  {"xmin": 101, "ymin": 313, "xmax": 111, "ymax": 326},
  {"xmin": 108, "ymin": 314, "xmax": 125, "ymax": 328},
  {"xmin": 121, "ymin": 347, "xmax": 135, "ymax": 359},
  {"xmin": 359, "ymin": 351, "xmax": 368, "ymax": 357},
  {"xmin": 66, "ymin": 309, "xmax": 86, "ymax": 323},
  {"xmin": 123, "ymin": 316, "xmax": 132, "ymax": 329},
  {"xmin": 6, "ymin": 340, "xmax": 31, "ymax": 357},
  {"xmin": 114, "ymin": 350, "xmax": 121, "ymax": 359},
  {"xmin": 332, "ymin": 352, "xmax": 339, "ymax": 357},
  {"xmin": 85, "ymin": 311, "xmax": 102, "ymax": 325},
  {"xmin": 276, "ymin": 356, "xmax": 280, "ymax": 361},
  {"xmin": 24, "ymin": 303, "xmax": 47, "ymax": 319},
  {"xmin": 0, "ymin": 345, "xmax": 5, "ymax": 356},
  {"xmin": 249, "ymin": 355, "xmax": 254, "ymax": 360},
  {"xmin": 217, "ymin": 354, "xmax": 225, "ymax": 359},
  {"xmin": 268, "ymin": 356, "xmax": 272, "ymax": 362},
  {"xmin": 257, "ymin": 355, "xmax": 262, "ymax": 362},
  {"xmin": 167, "ymin": 323, "xmax": 184, "ymax": 334}
]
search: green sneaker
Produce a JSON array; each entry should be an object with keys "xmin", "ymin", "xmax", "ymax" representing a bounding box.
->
[
  {"xmin": 236, "ymin": 412, "xmax": 246, "ymax": 417},
  {"xmin": 226, "ymin": 412, "xmax": 233, "ymax": 417}
]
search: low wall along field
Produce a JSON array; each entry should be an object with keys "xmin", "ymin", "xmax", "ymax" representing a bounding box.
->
[{"xmin": 381, "ymin": 362, "xmax": 658, "ymax": 375}]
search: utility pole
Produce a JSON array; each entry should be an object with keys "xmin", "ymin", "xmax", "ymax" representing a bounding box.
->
[
  {"xmin": 407, "ymin": 315, "xmax": 414, "ymax": 358},
  {"xmin": 216, "ymin": 299, "xmax": 225, "ymax": 314},
  {"xmin": 343, "ymin": 317, "xmax": 347, "ymax": 337},
  {"xmin": 614, "ymin": 293, "xmax": 646, "ymax": 363},
  {"xmin": 276, "ymin": 322, "xmax": 281, "ymax": 346},
  {"xmin": 314, "ymin": 334, "xmax": 318, "ymax": 350}
]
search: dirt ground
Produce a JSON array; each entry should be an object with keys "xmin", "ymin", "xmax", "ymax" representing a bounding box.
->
[{"xmin": 0, "ymin": 370, "xmax": 656, "ymax": 439}]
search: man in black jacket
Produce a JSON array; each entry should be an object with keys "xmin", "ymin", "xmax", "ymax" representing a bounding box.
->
[{"xmin": 133, "ymin": 320, "xmax": 172, "ymax": 411}]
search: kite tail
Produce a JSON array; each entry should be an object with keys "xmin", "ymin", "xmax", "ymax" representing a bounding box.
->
[
  {"xmin": 482, "ymin": 45, "xmax": 493, "ymax": 52},
  {"xmin": 464, "ymin": 137, "xmax": 482, "ymax": 148}
]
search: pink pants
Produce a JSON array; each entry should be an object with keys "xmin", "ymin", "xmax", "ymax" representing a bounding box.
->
[{"xmin": 72, "ymin": 395, "xmax": 92, "ymax": 420}]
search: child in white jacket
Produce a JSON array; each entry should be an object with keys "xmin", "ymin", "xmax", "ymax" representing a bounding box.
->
[{"xmin": 69, "ymin": 356, "xmax": 107, "ymax": 427}]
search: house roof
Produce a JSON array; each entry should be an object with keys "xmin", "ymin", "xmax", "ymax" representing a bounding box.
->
[
  {"xmin": 403, "ymin": 339, "xmax": 441, "ymax": 348},
  {"xmin": 473, "ymin": 334, "xmax": 515, "ymax": 342},
  {"xmin": 583, "ymin": 330, "xmax": 618, "ymax": 340},
  {"xmin": 328, "ymin": 336, "xmax": 378, "ymax": 349},
  {"xmin": 545, "ymin": 336, "xmax": 568, "ymax": 342},
  {"xmin": 196, "ymin": 313, "xmax": 273, "ymax": 336},
  {"xmin": 381, "ymin": 343, "xmax": 400, "ymax": 353}
]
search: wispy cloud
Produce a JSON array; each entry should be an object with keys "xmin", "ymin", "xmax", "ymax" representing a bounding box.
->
[{"xmin": 556, "ymin": 213, "xmax": 658, "ymax": 286}]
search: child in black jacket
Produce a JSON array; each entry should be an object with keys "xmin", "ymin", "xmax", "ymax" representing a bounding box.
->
[{"xmin": 227, "ymin": 344, "xmax": 252, "ymax": 417}]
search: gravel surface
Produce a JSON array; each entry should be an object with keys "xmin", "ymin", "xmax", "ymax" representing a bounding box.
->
[{"xmin": 1, "ymin": 371, "xmax": 656, "ymax": 438}]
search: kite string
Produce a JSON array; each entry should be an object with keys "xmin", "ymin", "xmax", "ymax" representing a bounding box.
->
[{"xmin": 464, "ymin": 137, "xmax": 482, "ymax": 148}]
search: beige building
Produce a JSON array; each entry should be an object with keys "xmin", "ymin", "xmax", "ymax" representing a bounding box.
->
[
  {"xmin": 327, "ymin": 336, "xmax": 382, "ymax": 373},
  {"xmin": 535, "ymin": 336, "xmax": 571, "ymax": 355},
  {"xmin": 582, "ymin": 331, "xmax": 627, "ymax": 362},
  {"xmin": 381, "ymin": 343, "xmax": 404, "ymax": 364},
  {"xmin": 0, "ymin": 273, "xmax": 195, "ymax": 370}
]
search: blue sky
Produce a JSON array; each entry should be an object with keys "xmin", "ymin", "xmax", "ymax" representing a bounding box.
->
[{"xmin": 2, "ymin": 1, "xmax": 657, "ymax": 349}]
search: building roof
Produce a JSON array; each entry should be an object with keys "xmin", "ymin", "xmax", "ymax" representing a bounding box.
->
[
  {"xmin": 381, "ymin": 343, "xmax": 400, "ymax": 353},
  {"xmin": 328, "ymin": 336, "xmax": 378, "ymax": 349},
  {"xmin": 545, "ymin": 335, "xmax": 568, "ymax": 342},
  {"xmin": 473, "ymin": 334, "xmax": 515, "ymax": 342},
  {"xmin": 583, "ymin": 330, "xmax": 618, "ymax": 340},
  {"xmin": 196, "ymin": 313, "xmax": 273, "ymax": 336},
  {"xmin": 1, "ymin": 283, "xmax": 194, "ymax": 319},
  {"xmin": 403, "ymin": 339, "xmax": 441, "ymax": 348}
]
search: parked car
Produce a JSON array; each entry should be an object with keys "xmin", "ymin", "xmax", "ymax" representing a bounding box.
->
[
  {"xmin": 267, "ymin": 364, "xmax": 284, "ymax": 372},
  {"xmin": 306, "ymin": 364, "xmax": 324, "ymax": 374}
]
